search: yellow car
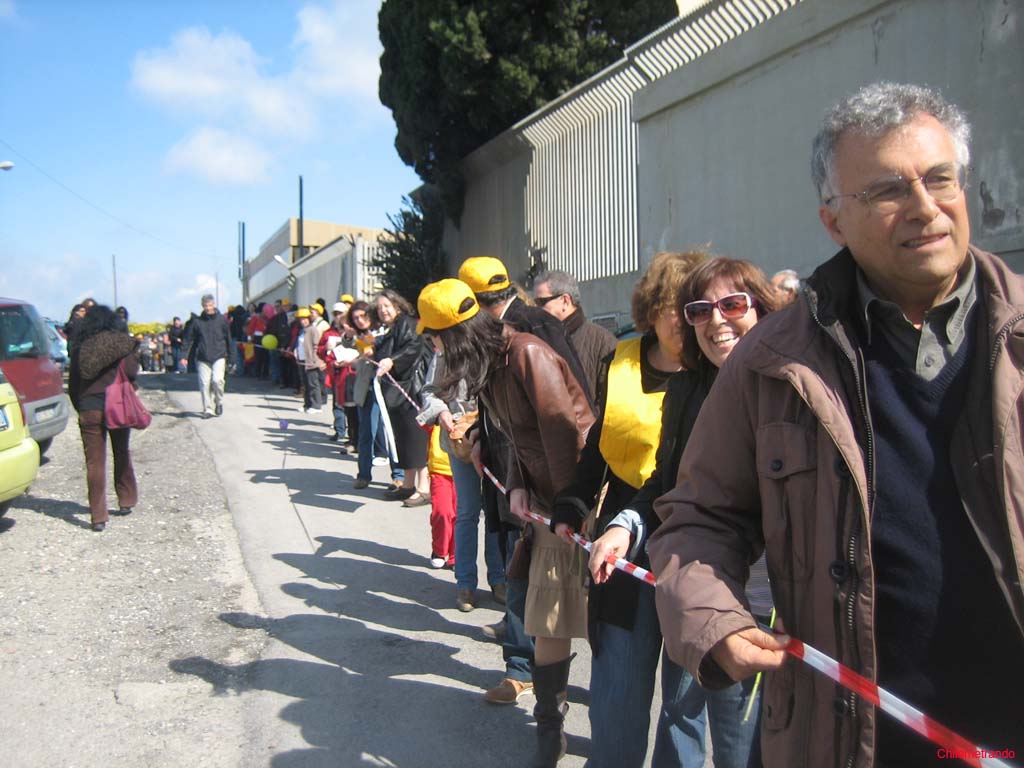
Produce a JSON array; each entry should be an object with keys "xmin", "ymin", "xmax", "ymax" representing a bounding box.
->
[{"xmin": 0, "ymin": 366, "xmax": 40, "ymax": 517}]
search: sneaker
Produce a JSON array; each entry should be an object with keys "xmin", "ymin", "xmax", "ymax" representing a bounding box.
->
[
  {"xmin": 372, "ymin": 456, "xmax": 388, "ymax": 467},
  {"xmin": 484, "ymin": 678, "xmax": 533, "ymax": 705},
  {"xmin": 455, "ymin": 588, "xmax": 476, "ymax": 613},
  {"xmin": 430, "ymin": 554, "xmax": 446, "ymax": 569},
  {"xmin": 482, "ymin": 620, "xmax": 507, "ymax": 640},
  {"xmin": 353, "ymin": 478, "xmax": 370, "ymax": 489},
  {"xmin": 491, "ymin": 583, "xmax": 507, "ymax": 605},
  {"xmin": 307, "ymin": 407, "xmax": 323, "ymax": 414},
  {"xmin": 215, "ymin": 403, "xmax": 223, "ymax": 416},
  {"xmin": 328, "ymin": 433, "xmax": 340, "ymax": 442}
]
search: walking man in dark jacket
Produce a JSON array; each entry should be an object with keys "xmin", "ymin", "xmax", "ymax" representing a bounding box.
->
[{"xmin": 184, "ymin": 294, "xmax": 231, "ymax": 418}]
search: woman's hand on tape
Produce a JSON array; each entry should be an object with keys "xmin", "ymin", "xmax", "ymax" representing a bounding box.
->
[
  {"xmin": 509, "ymin": 488, "xmax": 532, "ymax": 523},
  {"xmin": 589, "ymin": 526, "xmax": 631, "ymax": 584}
]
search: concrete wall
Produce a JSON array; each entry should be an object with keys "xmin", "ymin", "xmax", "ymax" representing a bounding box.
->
[
  {"xmin": 635, "ymin": 0, "xmax": 1024, "ymax": 308},
  {"xmin": 446, "ymin": 0, "xmax": 1022, "ymax": 328}
]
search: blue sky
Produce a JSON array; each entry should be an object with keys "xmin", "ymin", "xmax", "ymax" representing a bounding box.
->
[{"xmin": 0, "ymin": 0, "xmax": 420, "ymax": 324}]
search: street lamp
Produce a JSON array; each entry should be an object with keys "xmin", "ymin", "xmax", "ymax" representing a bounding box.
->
[
  {"xmin": 0, "ymin": 161, "xmax": 13, "ymax": 171},
  {"xmin": 273, "ymin": 254, "xmax": 297, "ymax": 292}
]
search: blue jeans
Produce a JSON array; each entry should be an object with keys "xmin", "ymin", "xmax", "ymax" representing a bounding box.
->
[
  {"xmin": 357, "ymin": 398, "xmax": 404, "ymax": 483},
  {"xmin": 233, "ymin": 340, "xmax": 246, "ymax": 374},
  {"xmin": 502, "ymin": 527, "xmax": 533, "ymax": 682},
  {"xmin": 268, "ymin": 349, "xmax": 282, "ymax": 383},
  {"xmin": 332, "ymin": 396, "xmax": 347, "ymax": 439},
  {"xmin": 449, "ymin": 450, "xmax": 505, "ymax": 591},
  {"xmin": 357, "ymin": 399, "xmax": 381, "ymax": 481},
  {"xmin": 586, "ymin": 584, "xmax": 762, "ymax": 768}
]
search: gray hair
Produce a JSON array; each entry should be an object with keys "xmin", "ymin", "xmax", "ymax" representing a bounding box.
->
[
  {"xmin": 772, "ymin": 269, "xmax": 801, "ymax": 293},
  {"xmin": 534, "ymin": 269, "xmax": 581, "ymax": 307},
  {"xmin": 201, "ymin": 294, "xmax": 215, "ymax": 305},
  {"xmin": 811, "ymin": 82, "xmax": 971, "ymax": 205}
]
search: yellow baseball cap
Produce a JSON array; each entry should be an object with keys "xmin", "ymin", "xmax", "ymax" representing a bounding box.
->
[
  {"xmin": 458, "ymin": 256, "xmax": 510, "ymax": 294},
  {"xmin": 309, "ymin": 302, "xmax": 324, "ymax": 315},
  {"xmin": 281, "ymin": 298, "xmax": 292, "ymax": 306},
  {"xmin": 295, "ymin": 307, "xmax": 311, "ymax": 318},
  {"xmin": 417, "ymin": 279, "xmax": 480, "ymax": 334},
  {"xmin": 339, "ymin": 293, "xmax": 355, "ymax": 304}
]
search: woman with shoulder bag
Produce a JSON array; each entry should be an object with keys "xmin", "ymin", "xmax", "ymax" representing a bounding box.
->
[
  {"xmin": 67, "ymin": 305, "xmax": 141, "ymax": 532},
  {"xmin": 418, "ymin": 279, "xmax": 594, "ymax": 767}
]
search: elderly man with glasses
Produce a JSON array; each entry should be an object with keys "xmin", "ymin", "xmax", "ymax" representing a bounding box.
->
[
  {"xmin": 648, "ymin": 82, "xmax": 1024, "ymax": 768},
  {"xmin": 533, "ymin": 269, "xmax": 616, "ymax": 401}
]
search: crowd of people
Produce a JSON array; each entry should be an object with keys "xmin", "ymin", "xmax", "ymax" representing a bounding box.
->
[{"xmin": 60, "ymin": 82, "xmax": 1023, "ymax": 768}]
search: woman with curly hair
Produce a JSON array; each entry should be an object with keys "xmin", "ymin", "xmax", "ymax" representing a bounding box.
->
[{"xmin": 67, "ymin": 304, "xmax": 140, "ymax": 532}]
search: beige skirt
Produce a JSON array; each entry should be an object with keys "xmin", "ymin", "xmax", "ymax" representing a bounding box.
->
[{"xmin": 523, "ymin": 520, "xmax": 589, "ymax": 639}]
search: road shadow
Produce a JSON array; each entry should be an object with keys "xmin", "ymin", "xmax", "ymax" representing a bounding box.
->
[
  {"xmin": 169, "ymin": 610, "xmax": 537, "ymax": 767},
  {"xmin": 273, "ymin": 551, "xmax": 483, "ymax": 636},
  {"xmin": 314, "ymin": 536, "xmax": 431, "ymax": 569},
  {"xmin": 16, "ymin": 496, "xmax": 93, "ymax": 530},
  {"xmin": 246, "ymin": 467, "xmax": 362, "ymax": 514},
  {"xmin": 0, "ymin": 516, "xmax": 16, "ymax": 533}
]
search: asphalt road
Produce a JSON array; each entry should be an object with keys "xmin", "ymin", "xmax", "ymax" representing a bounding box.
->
[{"xmin": 5, "ymin": 372, "xmax": 675, "ymax": 767}]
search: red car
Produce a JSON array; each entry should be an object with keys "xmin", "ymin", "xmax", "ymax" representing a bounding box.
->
[{"xmin": 0, "ymin": 298, "xmax": 70, "ymax": 454}]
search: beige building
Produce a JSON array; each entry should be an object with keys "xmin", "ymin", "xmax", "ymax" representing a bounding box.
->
[{"xmin": 244, "ymin": 218, "xmax": 387, "ymax": 306}]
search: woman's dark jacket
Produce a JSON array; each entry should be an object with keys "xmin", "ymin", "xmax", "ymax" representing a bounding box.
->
[
  {"xmin": 373, "ymin": 313, "xmax": 432, "ymax": 408},
  {"xmin": 553, "ymin": 344, "xmax": 714, "ymax": 647},
  {"xmin": 68, "ymin": 331, "xmax": 140, "ymax": 413}
]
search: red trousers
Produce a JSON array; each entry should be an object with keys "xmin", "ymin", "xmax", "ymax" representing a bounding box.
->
[
  {"xmin": 78, "ymin": 410, "xmax": 138, "ymax": 525},
  {"xmin": 429, "ymin": 473, "xmax": 456, "ymax": 565}
]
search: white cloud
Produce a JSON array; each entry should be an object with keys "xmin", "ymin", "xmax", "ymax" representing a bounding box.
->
[
  {"xmin": 292, "ymin": 1, "xmax": 382, "ymax": 101},
  {"xmin": 131, "ymin": 0, "xmax": 387, "ymax": 185},
  {"xmin": 131, "ymin": 26, "xmax": 304, "ymax": 138},
  {"xmin": 0, "ymin": 0, "xmax": 15, "ymax": 21},
  {"xmin": 165, "ymin": 127, "xmax": 271, "ymax": 185},
  {"xmin": 175, "ymin": 273, "xmax": 219, "ymax": 299}
]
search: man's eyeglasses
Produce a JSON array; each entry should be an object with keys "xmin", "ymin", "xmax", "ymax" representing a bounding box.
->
[
  {"xmin": 683, "ymin": 293, "xmax": 754, "ymax": 326},
  {"xmin": 534, "ymin": 293, "xmax": 564, "ymax": 307},
  {"xmin": 824, "ymin": 163, "xmax": 966, "ymax": 213}
]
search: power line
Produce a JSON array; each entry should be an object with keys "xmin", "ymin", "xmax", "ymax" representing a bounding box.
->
[{"xmin": 0, "ymin": 136, "xmax": 222, "ymax": 261}]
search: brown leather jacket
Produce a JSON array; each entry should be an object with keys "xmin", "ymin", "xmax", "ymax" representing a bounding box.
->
[
  {"xmin": 648, "ymin": 247, "xmax": 1024, "ymax": 768},
  {"xmin": 481, "ymin": 330, "xmax": 595, "ymax": 512}
]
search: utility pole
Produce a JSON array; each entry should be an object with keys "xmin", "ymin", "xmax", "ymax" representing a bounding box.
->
[
  {"xmin": 297, "ymin": 175, "xmax": 304, "ymax": 263},
  {"xmin": 112, "ymin": 254, "xmax": 118, "ymax": 307},
  {"xmin": 238, "ymin": 221, "xmax": 247, "ymax": 305}
]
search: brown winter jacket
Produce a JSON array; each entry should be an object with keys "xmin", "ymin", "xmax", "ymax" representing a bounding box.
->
[
  {"xmin": 68, "ymin": 331, "xmax": 139, "ymax": 412},
  {"xmin": 647, "ymin": 247, "xmax": 1024, "ymax": 768},
  {"xmin": 564, "ymin": 308, "xmax": 617, "ymax": 401},
  {"xmin": 481, "ymin": 329, "xmax": 595, "ymax": 512}
]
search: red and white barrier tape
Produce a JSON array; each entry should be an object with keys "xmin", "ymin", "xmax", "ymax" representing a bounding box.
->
[
  {"xmin": 368, "ymin": 360, "xmax": 421, "ymax": 410},
  {"xmin": 784, "ymin": 638, "xmax": 1015, "ymax": 768},
  {"xmin": 480, "ymin": 464, "xmax": 655, "ymax": 587},
  {"xmin": 479, "ymin": 462, "xmax": 1014, "ymax": 766}
]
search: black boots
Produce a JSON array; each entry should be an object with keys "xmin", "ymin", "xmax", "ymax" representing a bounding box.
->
[{"xmin": 530, "ymin": 653, "xmax": 575, "ymax": 767}]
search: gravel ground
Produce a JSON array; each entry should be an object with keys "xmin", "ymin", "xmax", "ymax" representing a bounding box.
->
[{"xmin": 0, "ymin": 381, "xmax": 266, "ymax": 768}]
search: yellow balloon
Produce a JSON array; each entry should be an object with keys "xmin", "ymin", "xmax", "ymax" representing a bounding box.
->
[{"xmin": 261, "ymin": 334, "xmax": 279, "ymax": 350}]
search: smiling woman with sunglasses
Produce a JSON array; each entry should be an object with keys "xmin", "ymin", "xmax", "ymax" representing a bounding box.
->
[{"xmin": 584, "ymin": 256, "xmax": 776, "ymax": 768}]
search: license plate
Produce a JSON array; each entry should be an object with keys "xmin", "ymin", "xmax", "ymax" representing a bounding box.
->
[{"xmin": 0, "ymin": 408, "xmax": 8, "ymax": 430}]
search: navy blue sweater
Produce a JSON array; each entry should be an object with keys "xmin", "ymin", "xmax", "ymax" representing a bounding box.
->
[{"xmin": 865, "ymin": 316, "xmax": 1024, "ymax": 763}]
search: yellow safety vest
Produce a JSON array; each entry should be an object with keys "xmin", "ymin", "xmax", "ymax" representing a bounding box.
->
[{"xmin": 598, "ymin": 337, "xmax": 665, "ymax": 490}]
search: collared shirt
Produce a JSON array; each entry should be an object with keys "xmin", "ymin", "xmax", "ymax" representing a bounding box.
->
[{"xmin": 857, "ymin": 256, "xmax": 977, "ymax": 382}]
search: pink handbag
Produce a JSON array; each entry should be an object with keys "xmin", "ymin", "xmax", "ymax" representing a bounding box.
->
[{"xmin": 104, "ymin": 359, "xmax": 152, "ymax": 430}]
